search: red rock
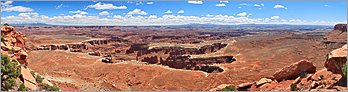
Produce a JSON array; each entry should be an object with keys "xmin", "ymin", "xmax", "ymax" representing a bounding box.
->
[
  {"xmin": 21, "ymin": 66, "xmax": 38, "ymax": 90},
  {"xmin": 324, "ymin": 24, "xmax": 347, "ymax": 42},
  {"xmin": 325, "ymin": 44, "xmax": 347, "ymax": 74},
  {"xmin": 273, "ymin": 59, "xmax": 316, "ymax": 81},
  {"xmin": 256, "ymin": 78, "xmax": 273, "ymax": 86}
]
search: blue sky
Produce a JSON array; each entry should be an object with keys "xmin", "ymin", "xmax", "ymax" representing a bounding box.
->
[{"xmin": 1, "ymin": 1, "xmax": 346, "ymax": 26}]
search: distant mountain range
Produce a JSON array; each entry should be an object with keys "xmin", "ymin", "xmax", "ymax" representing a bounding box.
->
[{"xmin": 4, "ymin": 23, "xmax": 333, "ymax": 28}]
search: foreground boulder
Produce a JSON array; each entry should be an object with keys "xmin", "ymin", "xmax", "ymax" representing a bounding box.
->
[
  {"xmin": 273, "ymin": 59, "xmax": 316, "ymax": 81},
  {"xmin": 325, "ymin": 44, "xmax": 347, "ymax": 74}
]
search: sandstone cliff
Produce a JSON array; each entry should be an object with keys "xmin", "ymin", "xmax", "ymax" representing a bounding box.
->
[
  {"xmin": 324, "ymin": 24, "xmax": 347, "ymax": 43},
  {"xmin": 1, "ymin": 24, "xmax": 59, "ymax": 91}
]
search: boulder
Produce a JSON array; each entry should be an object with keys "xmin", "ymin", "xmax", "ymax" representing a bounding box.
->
[
  {"xmin": 42, "ymin": 79, "xmax": 54, "ymax": 86},
  {"xmin": 273, "ymin": 59, "xmax": 316, "ymax": 81},
  {"xmin": 325, "ymin": 44, "xmax": 347, "ymax": 74},
  {"xmin": 256, "ymin": 78, "xmax": 273, "ymax": 86},
  {"xmin": 21, "ymin": 66, "xmax": 38, "ymax": 90}
]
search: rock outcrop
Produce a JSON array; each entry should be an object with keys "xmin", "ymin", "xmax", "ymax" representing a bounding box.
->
[
  {"xmin": 273, "ymin": 59, "xmax": 316, "ymax": 81},
  {"xmin": 1, "ymin": 25, "xmax": 58, "ymax": 91},
  {"xmin": 325, "ymin": 44, "xmax": 347, "ymax": 74},
  {"xmin": 210, "ymin": 44, "xmax": 347, "ymax": 91},
  {"xmin": 323, "ymin": 24, "xmax": 347, "ymax": 44}
]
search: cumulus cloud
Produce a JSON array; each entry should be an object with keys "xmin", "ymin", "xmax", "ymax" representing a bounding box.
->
[
  {"xmin": 127, "ymin": 9, "xmax": 147, "ymax": 15},
  {"xmin": 69, "ymin": 10, "xmax": 88, "ymax": 15},
  {"xmin": 148, "ymin": 15, "xmax": 157, "ymax": 19},
  {"xmin": 87, "ymin": 2, "xmax": 127, "ymax": 10},
  {"xmin": 188, "ymin": 1, "xmax": 203, "ymax": 4},
  {"xmin": 164, "ymin": 10, "xmax": 173, "ymax": 14},
  {"xmin": 236, "ymin": 12, "xmax": 251, "ymax": 17},
  {"xmin": 1, "ymin": 1, "xmax": 34, "ymax": 12},
  {"xmin": 216, "ymin": 3, "xmax": 226, "ymax": 7},
  {"xmin": 274, "ymin": 4, "xmax": 287, "ymax": 9},
  {"xmin": 220, "ymin": 1, "xmax": 229, "ymax": 3},
  {"xmin": 324, "ymin": 5, "xmax": 329, "ymax": 7},
  {"xmin": 99, "ymin": 11, "xmax": 109, "ymax": 16},
  {"xmin": 254, "ymin": 4, "xmax": 261, "ymax": 7},
  {"xmin": 177, "ymin": 10, "xmax": 184, "ymax": 14},
  {"xmin": 146, "ymin": 2, "xmax": 154, "ymax": 4},
  {"xmin": 270, "ymin": 16, "xmax": 280, "ymax": 20},
  {"xmin": 136, "ymin": 2, "xmax": 143, "ymax": 5},
  {"xmin": 1, "ymin": 12, "xmax": 342, "ymax": 26}
]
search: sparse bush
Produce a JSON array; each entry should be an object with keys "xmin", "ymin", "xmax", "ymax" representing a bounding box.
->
[
  {"xmin": 18, "ymin": 84, "xmax": 28, "ymax": 91},
  {"xmin": 342, "ymin": 63, "xmax": 347, "ymax": 78},
  {"xmin": 221, "ymin": 85, "xmax": 236, "ymax": 91},
  {"xmin": 299, "ymin": 72, "xmax": 307, "ymax": 78},
  {"xmin": 3, "ymin": 78, "xmax": 16, "ymax": 91},
  {"xmin": 1, "ymin": 54, "xmax": 21, "ymax": 91},
  {"xmin": 35, "ymin": 75, "xmax": 44, "ymax": 83},
  {"xmin": 290, "ymin": 83, "xmax": 298, "ymax": 91},
  {"xmin": 41, "ymin": 84, "xmax": 59, "ymax": 91},
  {"xmin": 8, "ymin": 48, "xmax": 15, "ymax": 54}
]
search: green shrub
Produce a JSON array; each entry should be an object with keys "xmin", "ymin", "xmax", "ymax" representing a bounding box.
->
[
  {"xmin": 8, "ymin": 48, "xmax": 15, "ymax": 54},
  {"xmin": 3, "ymin": 78, "xmax": 17, "ymax": 90},
  {"xmin": 18, "ymin": 84, "xmax": 28, "ymax": 91},
  {"xmin": 35, "ymin": 75, "xmax": 44, "ymax": 83},
  {"xmin": 1, "ymin": 54, "xmax": 21, "ymax": 91},
  {"xmin": 41, "ymin": 84, "xmax": 60, "ymax": 91},
  {"xmin": 221, "ymin": 85, "xmax": 236, "ymax": 91},
  {"xmin": 343, "ymin": 63, "xmax": 347, "ymax": 78},
  {"xmin": 290, "ymin": 83, "xmax": 298, "ymax": 91}
]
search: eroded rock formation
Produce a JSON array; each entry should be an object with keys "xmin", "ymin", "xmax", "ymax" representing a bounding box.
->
[
  {"xmin": 325, "ymin": 44, "xmax": 347, "ymax": 74},
  {"xmin": 323, "ymin": 24, "xmax": 347, "ymax": 48},
  {"xmin": 1, "ymin": 25, "xmax": 57, "ymax": 91},
  {"xmin": 211, "ymin": 44, "xmax": 347, "ymax": 91}
]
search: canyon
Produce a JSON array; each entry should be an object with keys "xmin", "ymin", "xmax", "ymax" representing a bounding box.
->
[{"xmin": 4, "ymin": 24, "xmax": 345, "ymax": 91}]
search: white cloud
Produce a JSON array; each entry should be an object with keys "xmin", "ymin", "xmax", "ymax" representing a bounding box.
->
[
  {"xmin": 3, "ymin": 6, "xmax": 34, "ymax": 12},
  {"xmin": 146, "ymin": 2, "xmax": 154, "ymax": 4},
  {"xmin": 220, "ymin": 1, "xmax": 229, "ymax": 3},
  {"xmin": 165, "ymin": 10, "xmax": 173, "ymax": 14},
  {"xmin": 216, "ymin": 3, "xmax": 226, "ymax": 7},
  {"xmin": 177, "ymin": 10, "xmax": 184, "ymax": 14},
  {"xmin": 87, "ymin": 2, "xmax": 127, "ymax": 10},
  {"xmin": 1, "ymin": 1, "xmax": 34, "ymax": 12},
  {"xmin": 127, "ymin": 9, "xmax": 147, "ymax": 15},
  {"xmin": 238, "ymin": 7, "xmax": 242, "ymax": 8},
  {"xmin": 99, "ymin": 11, "xmax": 109, "ymax": 16},
  {"xmin": 324, "ymin": 5, "xmax": 329, "ymax": 7},
  {"xmin": 148, "ymin": 15, "xmax": 157, "ymax": 19},
  {"xmin": 274, "ymin": 4, "xmax": 287, "ymax": 9},
  {"xmin": 56, "ymin": 4, "xmax": 63, "ymax": 9},
  {"xmin": 261, "ymin": 3, "xmax": 264, "ymax": 6},
  {"xmin": 236, "ymin": 12, "xmax": 251, "ymax": 17},
  {"xmin": 2, "ymin": 12, "xmax": 343, "ymax": 26},
  {"xmin": 239, "ymin": 3, "xmax": 251, "ymax": 6},
  {"xmin": 1, "ymin": 1, "xmax": 13, "ymax": 6},
  {"xmin": 188, "ymin": 1, "xmax": 203, "ymax": 4},
  {"xmin": 69, "ymin": 10, "xmax": 88, "ymax": 15},
  {"xmin": 136, "ymin": 2, "xmax": 143, "ymax": 5},
  {"xmin": 270, "ymin": 16, "xmax": 280, "ymax": 20},
  {"xmin": 254, "ymin": 4, "xmax": 261, "ymax": 7}
]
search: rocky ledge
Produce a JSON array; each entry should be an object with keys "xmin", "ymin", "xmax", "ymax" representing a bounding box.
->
[{"xmin": 211, "ymin": 44, "xmax": 347, "ymax": 91}]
